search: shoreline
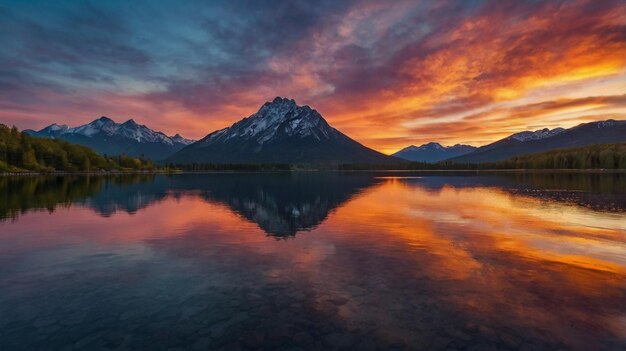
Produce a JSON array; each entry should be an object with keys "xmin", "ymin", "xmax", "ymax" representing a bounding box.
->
[{"xmin": 2, "ymin": 168, "xmax": 626, "ymax": 176}]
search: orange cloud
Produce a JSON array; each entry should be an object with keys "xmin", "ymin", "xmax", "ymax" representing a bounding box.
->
[
  {"xmin": 2, "ymin": 0, "xmax": 625, "ymax": 155},
  {"xmin": 323, "ymin": 0, "xmax": 626, "ymax": 152}
]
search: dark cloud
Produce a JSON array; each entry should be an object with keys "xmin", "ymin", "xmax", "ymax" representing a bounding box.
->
[{"xmin": 0, "ymin": 0, "xmax": 625, "ymax": 152}]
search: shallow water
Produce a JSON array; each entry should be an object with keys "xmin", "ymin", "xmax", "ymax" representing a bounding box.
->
[{"xmin": 0, "ymin": 172, "xmax": 625, "ymax": 350}]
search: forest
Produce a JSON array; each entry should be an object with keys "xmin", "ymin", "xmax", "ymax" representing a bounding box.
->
[
  {"xmin": 166, "ymin": 163, "xmax": 293, "ymax": 171},
  {"xmin": 483, "ymin": 143, "xmax": 626, "ymax": 169},
  {"xmin": 340, "ymin": 143, "xmax": 626, "ymax": 170},
  {"xmin": 0, "ymin": 124, "xmax": 155, "ymax": 172},
  {"xmin": 3, "ymin": 122, "xmax": 625, "ymax": 172}
]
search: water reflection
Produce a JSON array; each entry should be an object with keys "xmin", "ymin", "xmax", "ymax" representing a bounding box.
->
[
  {"xmin": 0, "ymin": 173, "xmax": 624, "ymax": 350},
  {"xmin": 2, "ymin": 172, "xmax": 626, "ymax": 230},
  {"xmin": 185, "ymin": 173, "xmax": 381, "ymax": 236},
  {"xmin": 0, "ymin": 174, "xmax": 158, "ymax": 220},
  {"xmin": 402, "ymin": 172, "xmax": 626, "ymax": 212},
  {"xmin": 0, "ymin": 173, "xmax": 381, "ymax": 237}
]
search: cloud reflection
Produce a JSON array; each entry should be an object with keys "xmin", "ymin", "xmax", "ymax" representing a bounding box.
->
[{"xmin": 1, "ymin": 173, "xmax": 625, "ymax": 349}]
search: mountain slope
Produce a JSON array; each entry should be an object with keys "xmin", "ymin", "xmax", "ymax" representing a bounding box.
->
[
  {"xmin": 448, "ymin": 120, "xmax": 626, "ymax": 163},
  {"xmin": 0, "ymin": 124, "xmax": 154, "ymax": 173},
  {"xmin": 26, "ymin": 117, "xmax": 194, "ymax": 160},
  {"xmin": 168, "ymin": 97, "xmax": 398, "ymax": 165},
  {"xmin": 393, "ymin": 142, "xmax": 476, "ymax": 162}
]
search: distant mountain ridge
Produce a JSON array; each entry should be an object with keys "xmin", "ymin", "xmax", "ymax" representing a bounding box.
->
[
  {"xmin": 26, "ymin": 117, "xmax": 194, "ymax": 160},
  {"xmin": 448, "ymin": 120, "xmax": 626, "ymax": 163},
  {"xmin": 393, "ymin": 142, "xmax": 476, "ymax": 162},
  {"xmin": 168, "ymin": 97, "xmax": 398, "ymax": 165},
  {"xmin": 23, "ymin": 109, "xmax": 625, "ymax": 167},
  {"xmin": 507, "ymin": 127, "xmax": 565, "ymax": 142}
]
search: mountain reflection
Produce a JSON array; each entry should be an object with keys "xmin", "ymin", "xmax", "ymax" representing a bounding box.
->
[
  {"xmin": 0, "ymin": 173, "xmax": 381, "ymax": 237},
  {"xmin": 2, "ymin": 173, "xmax": 624, "ymax": 350},
  {"xmin": 389, "ymin": 172, "xmax": 626, "ymax": 212},
  {"xmin": 1, "ymin": 172, "xmax": 625, "ymax": 235},
  {"xmin": 185, "ymin": 173, "xmax": 382, "ymax": 236},
  {"xmin": 0, "ymin": 175, "xmax": 156, "ymax": 221}
]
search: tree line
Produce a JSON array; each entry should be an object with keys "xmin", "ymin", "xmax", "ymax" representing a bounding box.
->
[
  {"xmin": 0, "ymin": 125, "xmax": 155, "ymax": 172},
  {"xmin": 3, "ymin": 123, "xmax": 625, "ymax": 172},
  {"xmin": 0, "ymin": 174, "xmax": 156, "ymax": 221},
  {"xmin": 483, "ymin": 143, "xmax": 626, "ymax": 169},
  {"xmin": 340, "ymin": 143, "xmax": 626, "ymax": 170},
  {"xmin": 165, "ymin": 163, "xmax": 292, "ymax": 171}
]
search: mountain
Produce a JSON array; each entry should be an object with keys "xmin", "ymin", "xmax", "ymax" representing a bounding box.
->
[
  {"xmin": 393, "ymin": 142, "xmax": 476, "ymax": 162},
  {"xmin": 448, "ymin": 120, "xmax": 626, "ymax": 163},
  {"xmin": 84, "ymin": 173, "xmax": 382, "ymax": 237},
  {"xmin": 0, "ymin": 124, "xmax": 155, "ymax": 173},
  {"xmin": 26, "ymin": 117, "xmax": 194, "ymax": 160},
  {"xmin": 191, "ymin": 173, "xmax": 380, "ymax": 237},
  {"xmin": 168, "ymin": 97, "xmax": 398, "ymax": 165},
  {"xmin": 0, "ymin": 173, "xmax": 382, "ymax": 237}
]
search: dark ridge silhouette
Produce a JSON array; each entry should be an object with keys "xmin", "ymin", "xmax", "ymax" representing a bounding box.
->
[
  {"xmin": 448, "ymin": 120, "xmax": 626, "ymax": 163},
  {"xmin": 2, "ymin": 172, "xmax": 624, "ymax": 232},
  {"xmin": 168, "ymin": 97, "xmax": 398, "ymax": 165},
  {"xmin": 0, "ymin": 173, "xmax": 382, "ymax": 237}
]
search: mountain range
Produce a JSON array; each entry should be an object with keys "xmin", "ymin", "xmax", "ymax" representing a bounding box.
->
[
  {"xmin": 0, "ymin": 173, "xmax": 382, "ymax": 237},
  {"xmin": 447, "ymin": 120, "xmax": 626, "ymax": 163},
  {"xmin": 168, "ymin": 97, "xmax": 396, "ymax": 164},
  {"xmin": 392, "ymin": 143, "xmax": 476, "ymax": 162},
  {"xmin": 22, "ymin": 97, "xmax": 626, "ymax": 166},
  {"xmin": 391, "ymin": 120, "xmax": 626, "ymax": 164},
  {"xmin": 26, "ymin": 117, "xmax": 194, "ymax": 160}
]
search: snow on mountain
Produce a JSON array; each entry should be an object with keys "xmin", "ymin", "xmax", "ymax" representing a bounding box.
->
[
  {"xmin": 201, "ymin": 97, "xmax": 332, "ymax": 146},
  {"xmin": 115, "ymin": 119, "xmax": 174, "ymax": 144},
  {"xmin": 70, "ymin": 116, "xmax": 118, "ymax": 137},
  {"xmin": 32, "ymin": 116, "xmax": 193, "ymax": 146},
  {"xmin": 449, "ymin": 119, "xmax": 626, "ymax": 163},
  {"xmin": 170, "ymin": 133, "xmax": 194, "ymax": 145},
  {"xmin": 508, "ymin": 128, "xmax": 565, "ymax": 142},
  {"xmin": 595, "ymin": 119, "xmax": 626, "ymax": 128},
  {"xmin": 393, "ymin": 142, "xmax": 476, "ymax": 162},
  {"xmin": 169, "ymin": 97, "xmax": 397, "ymax": 164},
  {"xmin": 420, "ymin": 142, "xmax": 446, "ymax": 151},
  {"xmin": 27, "ymin": 117, "xmax": 195, "ymax": 159},
  {"xmin": 45, "ymin": 123, "xmax": 69, "ymax": 132},
  {"xmin": 36, "ymin": 123, "xmax": 70, "ymax": 135}
]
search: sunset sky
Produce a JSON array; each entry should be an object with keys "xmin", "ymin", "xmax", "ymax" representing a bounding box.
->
[{"xmin": 1, "ymin": 0, "xmax": 625, "ymax": 154}]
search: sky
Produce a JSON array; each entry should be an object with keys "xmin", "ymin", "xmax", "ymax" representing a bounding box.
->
[{"xmin": 1, "ymin": 0, "xmax": 625, "ymax": 154}]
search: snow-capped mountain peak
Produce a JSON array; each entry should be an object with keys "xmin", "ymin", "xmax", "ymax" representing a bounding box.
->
[
  {"xmin": 201, "ymin": 96, "xmax": 335, "ymax": 146},
  {"xmin": 393, "ymin": 142, "xmax": 477, "ymax": 162},
  {"xmin": 508, "ymin": 127, "xmax": 565, "ymax": 142},
  {"xmin": 40, "ymin": 123, "xmax": 69, "ymax": 134},
  {"xmin": 116, "ymin": 119, "xmax": 173, "ymax": 144},
  {"xmin": 398, "ymin": 142, "xmax": 470, "ymax": 153},
  {"xmin": 30, "ymin": 117, "xmax": 193, "ymax": 145},
  {"xmin": 26, "ymin": 117, "xmax": 195, "ymax": 159},
  {"xmin": 47, "ymin": 123, "xmax": 68, "ymax": 131},
  {"xmin": 171, "ymin": 133, "xmax": 195, "ymax": 145},
  {"xmin": 69, "ymin": 116, "xmax": 118, "ymax": 136},
  {"xmin": 402, "ymin": 145, "xmax": 420, "ymax": 151},
  {"xmin": 169, "ymin": 97, "xmax": 395, "ymax": 165},
  {"xmin": 594, "ymin": 119, "xmax": 626, "ymax": 128},
  {"xmin": 423, "ymin": 142, "xmax": 445, "ymax": 151}
]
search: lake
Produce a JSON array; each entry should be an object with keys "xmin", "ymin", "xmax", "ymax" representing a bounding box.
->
[{"xmin": 0, "ymin": 172, "xmax": 625, "ymax": 350}]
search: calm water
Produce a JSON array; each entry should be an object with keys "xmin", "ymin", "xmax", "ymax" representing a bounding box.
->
[{"xmin": 0, "ymin": 172, "xmax": 625, "ymax": 351}]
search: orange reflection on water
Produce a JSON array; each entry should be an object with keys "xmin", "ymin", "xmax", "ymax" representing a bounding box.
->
[
  {"xmin": 1, "ymin": 175, "xmax": 625, "ymax": 348},
  {"xmin": 336, "ymin": 178, "xmax": 626, "ymax": 270},
  {"xmin": 319, "ymin": 178, "xmax": 626, "ymax": 343}
]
